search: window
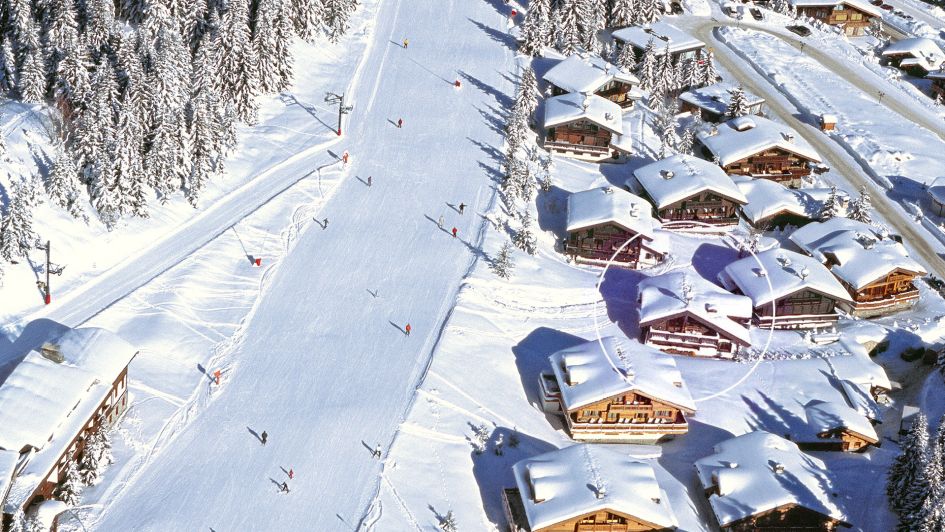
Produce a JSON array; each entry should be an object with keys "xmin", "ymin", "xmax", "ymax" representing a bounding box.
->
[
  {"xmin": 586, "ymin": 228, "xmax": 594, "ymax": 238},
  {"xmin": 595, "ymin": 239, "xmax": 604, "ymax": 250},
  {"xmin": 851, "ymin": 12, "xmax": 862, "ymax": 19},
  {"xmin": 835, "ymin": 12, "xmax": 847, "ymax": 20}
]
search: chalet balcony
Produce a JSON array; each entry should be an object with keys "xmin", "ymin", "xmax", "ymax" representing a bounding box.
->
[
  {"xmin": 538, "ymin": 372, "xmax": 562, "ymax": 413},
  {"xmin": 544, "ymin": 140, "xmax": 611, "ymax": 156},
  {"xmin": 568, "ymin": 419, "xmax": 690, "ymax": 440},
  {"xmin": 502, "ymin": 488, "xmax": 529, "ymax": 532},
  {"xmin": 847, "ymin": 287, "xmax": 920, "ymax": 318},
  {"xmin": 754, "ymin": 312, "xmax": 840, "ymax": 330}
]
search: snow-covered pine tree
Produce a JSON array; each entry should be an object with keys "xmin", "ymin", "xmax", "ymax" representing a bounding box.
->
[
  {"xmin": 291, "ymin": 0, "xmax": 325, "ymax": 40},
  {"xmin": 726, "ymin": 85, "xmax": 749, "ymax": 118},
  {"xmin": 656, "ymin": 43, "xmax": 677, "ymax": 95},
  {"xmin": 80, "ymin": 430, "xmax": 104, "ymax": 485},
  {"xmin": 517, "ymin": 66, "xmax": 539, "ymax": 120},
  {"xmin": 56, "ymin": 460, "xmax": 83, "ymax": 506},
  {"xmin": 19, "ymin": 44, "xmax": 47, "ymax": 103},
  {"xmin": 820, "ymin": 185, "xmax": 841, "ymax": 221},
  {"xmin": 615, "ymin": 42, "xmax": 636, "ymax": 71},
  {"xmin": 636, "ymin": 38, "xmax": 657, "ymax": 92},
  {"xmin": 578, "ymin": 0, "xmax": 603, "ymax": 53},
  {"xmin": 323, "ymin": 0, "xmax": 357, "ymax": 44},
  {"xmin": 655, "ymin": 97, "xmax": 679, "ymax": 158},
  {"xmin": 848, "ymin": 186, "xmax": 873, "ymax": 224},
  {"xmin": 0, "ymin": 181, "xmax": 38, "ymax": 263},
  {"xmin": 181, "ymin": 0, "xmax": 211, "ymax": 52},
  {"xmin": 8, "ymin": 507, "xmax": 26, "ymax": 532},
  {"xmin": 53, "ymin": 43, "xmax": 90, "ymax": 107},
  {"xmin": 681, "ymin": 58, "xmax": 698, "ymax": 89},
  {"xmin": 0, "ymin": 40, "xmax": 17, "ymax": 93},
  {"xmin": 47, "ymin": 143, "xmax": 87, "ymax": 219},
  {"xmin": 439, "ymin": 510, "xmax": 458, "ymax": 532},
  {"xmin": 888, "ymin": 412, "xmax": 929, "ymax": 514},
  {"xmin": 520, "ymin": 0, "xmax": 553, "ymax": 56},
  {"xmin": 914, "ymin": 435, "xmax": 945, "ymax": 532},
  {"xmin": 555, "ymin": 0, "xmax": 583, "ymax": 56},
  {"xmin": 492, "ymin": 242, "xmax": 515, "ymax": 279},
  {"xmin": 214, "ymin": 0, "xmax": 260, "ymax": 124},
  {"xmin": 84, "ymin": 0, "xmax": 115, "ymax": 49},
  {"xmin": 253, "ymin": 0, "xmax": 295, "ymax": 93},
  {"xmin": 678, "ymin": 125, "xmax": 694, "ymax": 155},
  {"xmin": 513, "ymin": 210, "xmax": 538, "ymax": 255},
  {"xmin": 611, "ymin": 0, "xmax": 635, "ymax": 27},
  {"xmin": 700, "ymin": 52, "xmax": 718, "ymax": 87},
  {"xmin": 637, "ymin": 0, "xmax": 661, "ymax": 24}
]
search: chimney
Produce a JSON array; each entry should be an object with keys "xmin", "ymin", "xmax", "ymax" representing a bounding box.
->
[
  {"xmin": 582, "ymin": 95, "xmax": 591, "ymax": 111},
  {"xmin": 661, "ymin": 170, "xmax": 675, "ymax": 179},
  {"xmin": 40, "ymin": 342, "xmax": 64, "ymax": 364},
  {"xmin": 595, "ymin": 485, "xmax": 607, "ymax": 499},
  {"xmin": 782, "ymin": 132, "xmax": 795, "ymax": 143},
  {"xmin": 602, "ymin": 186, "xmax": 613, "ymax": 194},
  {"xmin": 772, "ymin": 462, "xmax": 785, "ymax": 474},
  {"xmin": 605, "ymin": 112, "xmax": 614, "ymax": 121},
  {"xmin": 705, "ymin": 303, "xmax": 718, "ymax": 314},
  {"xmin": 799, "ymin": 266, "xmax": 810, "ymax": 280}
]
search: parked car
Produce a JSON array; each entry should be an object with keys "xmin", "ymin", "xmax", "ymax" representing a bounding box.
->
[
  {"xmin": 750, "ymin": 7, "xmax": 764, "ymax": 19},
  {"xmin": 723, "ymin": 2, "xmax": 739, "ymax": 15},
  {"xmin": 787, "ymin": 25, "xmax": 812, "ymax": 36},
  {"xmin": 880, "ymin": 4, "xmax": 894, "ymax": 10},
  {"xmin": 870, "ymin": 0, "xmax": 883, "ymax": 4},
  {"xmin": 670, "ymin": 1, "xmax": 684, "ymax": 13}
]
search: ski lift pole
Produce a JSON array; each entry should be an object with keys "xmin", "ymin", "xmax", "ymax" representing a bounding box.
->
[
  {"xmin": 35, "ymin": 239, "xmax": 51, "ymax": 304},
  {"xmin": 325, "ymin": 92, "xmax": 353, "ymax": 136}
]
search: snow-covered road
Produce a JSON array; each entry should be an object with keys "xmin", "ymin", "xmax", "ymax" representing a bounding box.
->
[{"xmin": 92, "ymin": 0, "xmax": 514, "ymax": 530}]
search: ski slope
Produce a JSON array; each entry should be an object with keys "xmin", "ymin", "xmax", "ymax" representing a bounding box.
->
[{"xmin": 92, "ymin": 0, "xmax": 515, "ymax": 529}]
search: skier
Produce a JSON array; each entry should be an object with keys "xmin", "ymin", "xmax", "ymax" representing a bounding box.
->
[
  {"xmin": 373, "ymin": 444, "xmax": 382, "ymax": 459},
  {"xmin": 437, "ymin": 215, "xmax": 444, "ymax": 229},
  {"xmin": 281, "ymin": 481, "xmax": 290, "ymax": 493},
  {"xmin": 323, "ymin": 218, "xmax": 329, "ymax": 229},
  {"xmin": 398, "ymin": 118, "xmax": 404, "ymax": 128},
  {"xmin": 451, "ymin": 227, "xmax": 458, "ymax": 238},
  {"xmin": 403, "ymin": 38, "xmax": 409, "ymax": 49},
  {"xmin": 261, "ymin": 431, "xmax": 268, "ymax": 445},
  {"xmin": 342, "ymin": 151, "xmax": 349, "ymax": 165},
  {"xmin": 458, "ymin": 203, "xmax": 466, "ymax": 215},
  {"xmin": 405, "ymin": 323, "xmax": 412, "ymax": 336},
  {"xmin": 367, "ymin": 175, "xmax": 372, "ymax": 187},
  {"xmin": 288, "ymin": 469, "xmax": 294, "ymax": 480}
]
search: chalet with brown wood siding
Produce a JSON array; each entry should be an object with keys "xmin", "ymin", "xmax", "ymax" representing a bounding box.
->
[
  {"xmin": 543, "ymin": 93, "xmax": 632, "ymax": 161},
  {"xmin": 790, "ymin": 0, "xmax": 882, "ymax": 36},
  {"xmin": 543, "ymin": 53, "xmax": 642, "ymax": 110}
]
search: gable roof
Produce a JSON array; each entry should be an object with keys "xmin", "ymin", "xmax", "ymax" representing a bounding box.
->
[
  {"xmin": 883, "ymin": 38, "xmax": 945, "ymax": 72},
  {"xmin": 566, "ymin": 186, "xmax": 656, "ymax": 238},
  {"xmin": 631, "ymin": 155, "xmax": 747, "ymax": 209},
  {"xmin": 638, "ymin": 271, "xmax": 752, "ymax": 345},
  {"xmin": 612, "ymin": 22, "xmax": 705, "ymax": 55},
  {"xmin": 803, "ymin": 399, "xmax": 879, "ymax": 444},
  {"xmin": 790, "ymin": 0, "xmax": 883, "ymax": 18},
  {"xmin": 544, "ymin": 52, "xmax": 640, "ymax": 95},
  {"xmin": 697, "ymin": 116, "xmax": 821, "ymax": 168},
  {"xmin": 928, "ymin": 175, "xmax": 945, "ymax": 206},
  {"xmin": 694, "ymin": 431, "xmax": 847, "ymax": 528},
  {"xmin": 513, "ymin": 444, "xmax": 678, "ymax": 531},
  {"xmin": 544, "ymin": 92, "xmax": 622, "ymax": 134},
  {"xmin": 734, "ymin": 177, "xmax": 819, "ymax": 225},
  {"xmin": 679, "ymin": 82, "xmax": 764, "ymax": 117},
  {"xmin": 789, "ymin": 218, "xmax": 926, "ymax": 289},
  {"xmin": 718, "ymin": 248, "xmax": 852, "ymax": 308},
  {"xmin": 550, "ymin": 337, "xmax": 696, "ymax": 412}
]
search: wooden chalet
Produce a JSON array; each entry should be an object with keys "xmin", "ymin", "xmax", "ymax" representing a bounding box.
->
[
  {"xmin": 790, "ymin": 218, "xmax": 927, "ymax": 317},
  {"xmin": 543, "ymin": 93, "xmax": 632, "ymax": 161},
  {"xmin": 543, "ymin": 53, "xmax": 642, "ymax": 110},
  {"xmin": 503, "ymin": 444, "xmax": 678, "ymax": 532},
  {"xmin": 734, "ymin": 177, "xmax": 818, "ymax": 229},
  {"xmin": 696, "ymin": 116, "xmax": 822, "ymax": 189},
  {"xmin": 612, "ymin": 21, "xmax": 705, "ymax": 67},
  {"xmin": 695, "ymin": 432, "xmax": 852, "ymax": 532},
  {"xmin": 790, "ymin": 0, "xmax": 882, "ymax": 36},
  {"xmin": 882, "ymin": 38, "xmax": 945, "ymax": 76},
  {"xmin": 929, "ymin": 69, "xmax": 945, "ymax": 101},
  {"xmin": 564, "ymin": 186, "xmax": 666, "ymax": 269},
  {"xmin": 629, "ymin": 155, "xmax": 747, "ymax": 230},
  {"xmin": 799, "ymin": 400, "xmax": 879, "ymax": 452},
  {"xmin": 0, "ymin": 327, "xmax": 136, "ymax": 530},
  {"xmin": 637, "ymin": 272, "xmax": 752, "ymax": 358},
  {"xmin": 538, "ymin": 337, "xmax": 696, "ymax": 444},
  {"xmin": 718, "ymin": 249, "xmax": 853, "ymax": 329},
  {"xmin": 678, "ymin": 82, "xmax": 765, "ymax": 122}
]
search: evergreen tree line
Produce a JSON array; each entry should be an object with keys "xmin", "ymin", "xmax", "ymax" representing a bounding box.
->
[
  {"xmin": 886, "ymin": 412, "xmax": 945, "ymax": 531},
  {"xmin": 0, "ymin": 0, "xmax": 358, "ymax": 280}
]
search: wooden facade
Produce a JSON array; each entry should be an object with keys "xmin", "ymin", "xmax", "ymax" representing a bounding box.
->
[
  {"xmin": 644, "ymin": 190, "xmax": 741, "ymax": 227},
  {"xmin": 714, "ymin": 146, "xmax": 814, "ymax": 189},
  {"xmin": 503, "ymin": 489, "xmax": 674, "ymax": 532},
  {"xmin": 751, "ymin": 289, "xmax": 843, "ymax": 329},
  {"xmin": 931, "ymin": 75, "xmax": 945, "ymax": 101},
  {"xmin": 565, "ymin": 223, "xmax": 662, "ymax": 269},
  {"xmin": 795, "ymin": 3, "xmax": 875, "ymax": 36},
  {"xmin": 714, "ymin": 502, "xmax": 849, "ymax": 531},
  {"xmin": 799, "ymin": 428, "xmax": 878, "ymax": 452},
  {"xmin": 564, "ymin": 390, "xmax": 689, "ymax": 443},
  {"xmin": 545, "ymin": 119, "xmax": 620, "ymax": 161},
  {"xmin": 641, "ymin": 314, "xmax": 746, "ymax": 357},
  {"xmin": 835, "ymin": 268, "xmax": 921, "ymax": 318},
  {"xmin": 551, "ymin": 80, "xmax": 636, "ymax": 109}
]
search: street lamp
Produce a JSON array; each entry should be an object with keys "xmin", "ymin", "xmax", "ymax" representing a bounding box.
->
[{"xmin": 324, "ymin": 92, "xmax": 353, "ymax": 136}]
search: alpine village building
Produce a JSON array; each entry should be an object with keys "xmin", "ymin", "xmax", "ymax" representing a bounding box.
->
[
  {"xmin": 629, "ymin": 154, "xmax": 748, "ymax": 230},
  {"xmin": 929, "ymin": 68, "xmax": 945, "ymax": 100},
  {"xmin": 789, "ymin": 0, "xmax": 882, "ymax": 36},
  {"xmin": 696, "ymin": 115, "xmax": 822, "ymax": 189},
  {"xmin": 679, "ymin": 82, "xmax": 765, "ymax": 122},
  {"xmin": 543, "ymin": 92, "xmax": 633, "ymax": 161},
  {"xmin": 799, "ymin": 399, "xmax": 880, "ymax": 452},
  {"xmin": 538, "ymin": 337, "xmax": 696, "ymax": 444},
  {"xmin": 718, "ymin": 249, "xmax": 853, "ymax": 329},
  {"xmin": 564, "ymin": 186, "xmax": 667, "ymax": 269},
  {"xmin": 734, "ymin": 176, "xmax": 819, "ymax": 229},
  {"xmin": 612, "ymin": 21, "xmax": 706, "ymax": 68},
  {"xmin": 0, "ymin": 327, "xmax": 137, "ymax": 531},
  {"xmin": 543, "ymin": 53, "xmax": 642, "ymax": 110},
  {"xmin": 789, "ymin": 218, "xmax": 927, "ymax": 317},
  {"xmin": 694, "ymin": 431, "xmax": 851, "ymax": 531},
  {"xmin": 881, "ymin": 37, "xmax": 945, "ymax": 76},
  {"xmin": 503, "ymin": 444, "xmax": 679, "ymax": 532},
  {"xmin": 637, "ymin": 271, "xmax": 752, "ymax": 358}
]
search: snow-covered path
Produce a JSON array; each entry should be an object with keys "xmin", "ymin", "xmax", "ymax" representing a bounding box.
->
[{"xmin": 92, "ymin": 0, "xmax": 514, "ymax": 530}]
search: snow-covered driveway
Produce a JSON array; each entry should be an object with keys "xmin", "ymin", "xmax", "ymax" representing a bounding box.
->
[{"xmin": 92, "ymin": 0, "xmax": 514, "ymax": 529}]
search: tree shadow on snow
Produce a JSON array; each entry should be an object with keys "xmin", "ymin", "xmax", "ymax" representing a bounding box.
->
[
  {"xmin": 598, "ymin": 267, "xmax": 647, "ymax": 340},
  {"xmin": 742, "ymin": 392, "xmax": 807, "ymax": 440},
  {"xmin": 458, "ymin": 68, "xmax": 513, "ymax": 108},
  {"xmin": 467, "ymin": 18, "xmax": 518, "ymax": 51},
  {"xmin": 470, "ymin": 426, "xmax": 557, "ymax": 530}
]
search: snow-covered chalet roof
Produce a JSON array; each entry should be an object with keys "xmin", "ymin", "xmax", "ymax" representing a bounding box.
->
[
  {"xmin": 790, "ymin": 0, "xmax": 883, "ymax": 18},
  {"xmin": 789, "ymin": 218, "xmax": 926, "ymax": 289},
  {"xmin": 718, "ymin": 248, "xmax": 852, "ymax": 309},
  {"xmin": 827, "ymin": 340, "xmax": 892, "ymax": 391},
  {"xmin": 549, "ymin": 336, "xmax": 696, "ymax": 412},
  {"xmin": 0, "ymin": 327, "xmax": 136, "ymax": 453},
  {"xmin": 0, "ymin": 449, "xmax": 18, "ymax": 501},
  {"xmin": 544, "ymin": 92, "xmax": 622, "ymax": 134},
  {"xmin": 631, "ymin": 154, "xmax": 747, "ymax": 209},
  {"xmin": 513, "ymin": 444, "xmax": 678, "ymax": 531},
  {"xmin": 882, "ymin": 38, "xmax": 945, "ymax": 72},
  {"xmin": 566, "ymin": 186, "xmax": 656, "ymax": 238},
  {"xmin": 679, "ymin": 82, "xmax": 764, "ymax": 117},
  {"xmin": 927, "ymin": 175, "xmax": 945, "ymax": 206},
  {"xmin": 638, "ymin": 271, "xmax": 752, "ymax": 345},
  {"xmin": 544, "ymin": 53, "xmax": 640, "ymax": 95},
  {"xmin": 734, "ymin": 177, "xmax": 819, "ymax": 225},
  {"xmin": 928, "ymin": 68, "xmax": 945, "ymax": 80},
  {"xmin": 697, "ymin": 116, "xmax": 821, "ymax": 168},
  {"xmin": 694, "ymin": 431, "xmax": 848, "ymax": 528},
  {"xmin": 803, "ymin": 399, "xmax": 878, "ymax": 443},
  {"xmin": 612, "ymin": 22, "xmax": 705, "ymax": 55}
]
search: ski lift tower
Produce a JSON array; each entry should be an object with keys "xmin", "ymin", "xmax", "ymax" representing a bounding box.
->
[{"xmin": 325, "ymin": 92, "xmax": 353, "ymax": 136}]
